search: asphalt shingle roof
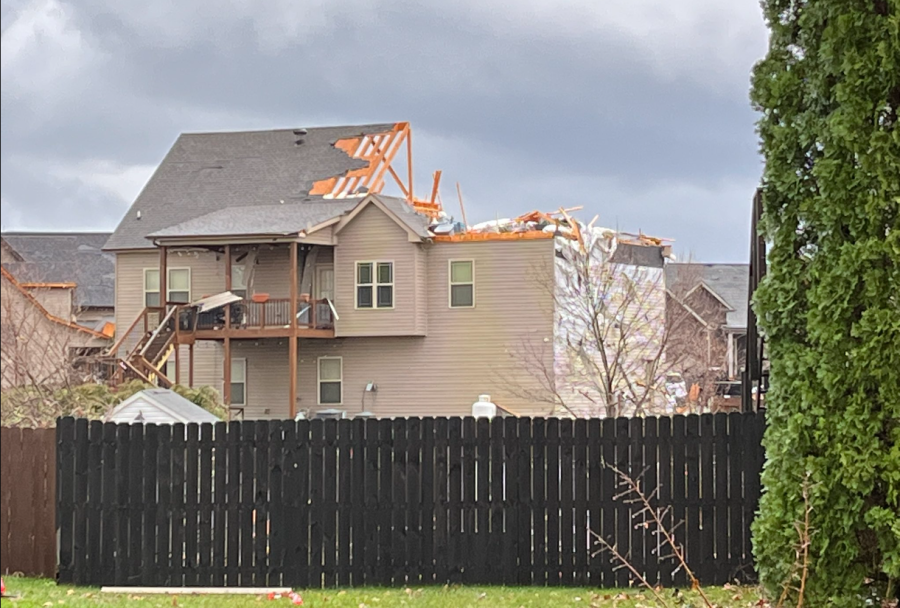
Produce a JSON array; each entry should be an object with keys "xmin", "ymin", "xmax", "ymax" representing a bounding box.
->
[
  {"xmin": 1, "ymin": 232, "xmax": 115, "ymax": 308},
  {"xmin": 664, "ymin": 263, "xmax": 749, "ymax": 329},
  {"xmin": 147, "ymin": 194, "xmax": 433, "ymax": 241},
  {"xmin": 148, "ymin": 199, "xmax": 361, "ymax": 239},
  {"xmin": 104, "ymin": 124, "xmax": 398, "ymax": 251}
]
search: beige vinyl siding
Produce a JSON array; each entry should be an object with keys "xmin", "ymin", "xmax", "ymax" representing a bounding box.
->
[
  {"xmin": 251, "ymin": 246, "xmax": 294, "ymax": 298},
  {"xmin": 115, "ymin": 249, "xmax": 224, "ymax": 387},
  {"xmin": 334, "ymin": 205, "xmax": 423, "ymax": 337},
  {"xmin": 231, "ymin": 238, "xmax": 556, "ymax": 419},
  {"xmin": 166, "ymin": 342, "xmax": 223, "ymax": 392},
  {"xmin": 28, "ymin": 288, "xmax": 74, "ymax": 321},
  {"xmin": 115, "ymin": 251, "xmax": 158, "ymax": 354},
  {"xmin": 299, "ymin": 226, "xmax": 335, "ymax": 246},
  {"xmin": 414, "ymin": 245, "xmax": 427, "ymax": 335},
  {"xmin": 1, "ymin": 274, "xmax": 108, "ymax": 388},
  {"xmin": 231, "ymin": 340, "xmax": 291, "ymax": 419}
]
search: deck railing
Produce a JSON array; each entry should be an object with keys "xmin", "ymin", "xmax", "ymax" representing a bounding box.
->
[{"xmin": 180, "ymin": 298, "xmax": 334, "ymax": 332}]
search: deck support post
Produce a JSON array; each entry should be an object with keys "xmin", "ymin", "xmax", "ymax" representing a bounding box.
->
[
  {"xmin": 224, "ymin": 245, "xmax": 232, "ymax": 331},
  {"xmin": 159, "ymin": 246, "xmax": 168, "ymax": 311},
  {"xmin": 223, "ymin": 337, "xmax": 232, "ymax": 406},
  {"xmin": 289, "ymin": 241, "xmax": 299, "ymax": 418},
  {"xmin": 189, "ymin": 343, "xmax": 194, "ymax": 387},
  {"xmin": 289, "ymin": 337, "xmax": 298, "ymax": 419},
  {"xmin": 174, "ymin": 345, "xmax": 181, "ymax": 385}
]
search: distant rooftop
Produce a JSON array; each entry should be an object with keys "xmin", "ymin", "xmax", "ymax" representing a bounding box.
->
[
  {"xmin": 665, "ymin": 263, "xmax": 749, "ymax": 329},
  {"xmin": 1, "ymin": 232, "xmax": 114, "ymax": 309}
]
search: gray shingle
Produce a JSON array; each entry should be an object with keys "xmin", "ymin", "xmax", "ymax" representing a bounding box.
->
[
  {"xmin": 149, "ymin": 199, "xmax": 361, "ymax": 239},
  {"xmin": 147, "ymin": 193, "xmax": 434, "ymax": 241},
  {"xmin": 1, "ymin": 232, "xmax": 114, "ymax": 309},
  {"xmin": 664, "ymin": 263, "xmax": 749, "ymax": 328},
  {"xmin": 374, "ymin": 195, "xmax": 434, "ymax": 239},
  {"xmin": 104, "ymin": 124, "xmax": 398, "ymax": 251}
]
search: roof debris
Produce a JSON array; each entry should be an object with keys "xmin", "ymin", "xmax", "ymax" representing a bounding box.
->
[{"xmin": 420, "ymin": 200, "xmax": 672, "ymax": 253}]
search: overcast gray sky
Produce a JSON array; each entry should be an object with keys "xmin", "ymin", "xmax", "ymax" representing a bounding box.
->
[{"xmin": 1, "ymin": 0, "xmax": 768, "ymax": 261}]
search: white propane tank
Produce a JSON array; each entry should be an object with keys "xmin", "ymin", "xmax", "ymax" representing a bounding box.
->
[{"xmin": 471, "ymin": 394, "xmax": 498, "ymax": 419}]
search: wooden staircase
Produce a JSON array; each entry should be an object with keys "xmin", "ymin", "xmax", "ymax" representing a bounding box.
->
[{"xmin": 105, "ymin": 306, "xmax": 179, "ymax": 388}]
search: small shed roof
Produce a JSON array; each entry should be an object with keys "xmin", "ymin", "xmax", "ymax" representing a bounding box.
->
[{"xmin": 105, "ymin": 389, "xmax": 221, "ymax": 424}]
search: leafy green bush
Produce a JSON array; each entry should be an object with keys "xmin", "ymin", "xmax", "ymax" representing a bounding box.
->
[
  {"xmin": 1, "ymin": 381, "xmax": 227, "ymax": 427},
  {"xmin": 750, "ymin": 0, "xmax": 899, "ymax": 605}
]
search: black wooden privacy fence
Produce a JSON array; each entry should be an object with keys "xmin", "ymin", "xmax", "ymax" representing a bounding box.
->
[{"xmin": 57, "ymin": 412, "xmax": 765, "ymax": 588}]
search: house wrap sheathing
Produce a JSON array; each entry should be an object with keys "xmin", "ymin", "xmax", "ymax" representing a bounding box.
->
[
  {"xmin": 551, "ymin": 226, "xmax": 671, "ymax": 417},
  {"xmin": 458, "ymin": 209, "xmax": 673, "ymax": 418}
]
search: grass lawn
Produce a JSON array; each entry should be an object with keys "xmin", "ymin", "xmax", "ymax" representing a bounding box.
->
[{"xmin": 0, "ymin": 577, "xmax": 766, "ymax": 607}]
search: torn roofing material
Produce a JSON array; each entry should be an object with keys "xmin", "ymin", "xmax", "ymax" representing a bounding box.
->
[
  {"xmin": 664, "ymin": 263, "xmax": 749, "ymax": 329},
  {"xmin": 104, "ymin": 123, "xmax": 398, "ymax": 251},
  {"xmin": 1, "ymin": 232, "xmax": 115, "ymax": 308},
  {"xmin": 147, "ymin": 194, "xmax": 433, "ymax": 242}
]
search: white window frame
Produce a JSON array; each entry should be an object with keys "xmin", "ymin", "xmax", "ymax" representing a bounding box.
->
[
  {"xmin": 448, "ymin": 259, "xmax": 475, "ymax": 308},
  {"xmin": 355, "ymin": 261, "xmax": 394, "ymax": 310},
  {"xmin": 231, "ymin": 264, "xmax": 247, "ymax": 299},
  {"xmin": 230, "ymin": 358, "xmax": 247, "ymax": 406},
  {"xmin": 317, "ymin": 356, "xmax": 343, "ymax": 406},
  {"xmin": 144, "ymin": 268, "xmax": 161, "ymax": 308},
  {"xmin": 144, "ymin": 267, "xmax": 192, "ymax": 306}
]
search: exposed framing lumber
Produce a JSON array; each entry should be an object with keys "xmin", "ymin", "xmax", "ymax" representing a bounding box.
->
[
  {"xmin": 432, "ymin": 231, "xmax": 555, "ymax": 243},
  {"xmin": 309, "ymin": 122, "xmax": 414, "ymax": 202}
]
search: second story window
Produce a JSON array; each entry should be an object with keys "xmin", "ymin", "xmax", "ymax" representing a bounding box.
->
[
  {"xmin": 231, "ymin": 265, "xmax": 247, "ymax": 299},
  {"xmin": 168, "ymin": 269, "xmax": 191, "ymax": 303},
  {"xmin": 144, "ymin": 269, "xmax": 161, "ymax": 307},
  {"xmin": 356, "ymin": 262, "xmax": 393, "ymax": 309},
  {"xmin": 449, "ymin": 260, "xmax": 475, "ymax": 307},
  {"xmin": 144, "ymin": 268, "xmax": 191, "ymax": 306}
]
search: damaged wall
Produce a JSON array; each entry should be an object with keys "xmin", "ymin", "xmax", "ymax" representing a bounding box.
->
[{"xmin": 551, "ymin": 227, "xmax": 671, "ymax": 418}]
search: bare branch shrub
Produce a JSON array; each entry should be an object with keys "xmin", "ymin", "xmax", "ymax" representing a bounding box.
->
[{"xmin": 504, "ymin": 221, "xmax": 711, "ymax": 418}]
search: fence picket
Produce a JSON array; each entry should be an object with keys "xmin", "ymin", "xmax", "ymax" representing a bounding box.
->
[{"xmin": 43, "ymin": 412, "xmax": 766, "ymax": 589}]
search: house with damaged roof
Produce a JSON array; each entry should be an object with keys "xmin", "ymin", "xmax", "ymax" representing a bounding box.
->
[
  {"xmin": 104, "ymin": 122, "xmax": 673, "ymax": 419},
  {"xmin": 1, "ymin": 232, "xmax": 116, "ymax": 334},
  {"xmin": 1, "ymin": 232, "xmax": 114, "ymax": 388}
]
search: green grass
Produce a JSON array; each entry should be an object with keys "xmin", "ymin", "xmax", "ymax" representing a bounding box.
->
[{"xmin": 0, "ymin": 577, "xmax": 764, "ymax": 607}]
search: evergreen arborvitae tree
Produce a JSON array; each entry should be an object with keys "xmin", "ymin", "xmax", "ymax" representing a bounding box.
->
[{"xmin": 750, "ymin": 0, "xmax": 899, "ymax": 605}]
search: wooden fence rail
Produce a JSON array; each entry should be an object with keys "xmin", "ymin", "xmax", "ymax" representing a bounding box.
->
[
  {"xmin": 57, "ymin": 412, "xmax": 766, "ymax": 588},
  {"xmin": 1, "ymin": 427, "xmax": 57, "ymax": 577}
]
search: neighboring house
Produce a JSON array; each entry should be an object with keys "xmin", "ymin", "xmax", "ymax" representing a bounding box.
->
[
  {"xmin": 105, "ymin": 122, "xmax": 668, "ymax": 419},
  {"xmin": 1, "ymin": 232, "xmax": 116, "ymax": 334},
  {"xmin": 1, "ymin": 267, "xmax": 110, "ymax": 388},
  {"xmin": 664, "ymin": 263, "xmax": 749, "ymax": 407},
  {"xmin": 105, "ymin": 389, "xmax": 220, "ymax": 424}
]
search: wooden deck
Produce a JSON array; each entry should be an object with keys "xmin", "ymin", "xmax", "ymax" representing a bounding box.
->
[{"xmin": 175, "ymin": 298, "xmax": 336, "ymax": 341}]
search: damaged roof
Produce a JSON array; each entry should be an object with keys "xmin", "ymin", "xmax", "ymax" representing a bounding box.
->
[
  {"xmin": 1, "ymin": 232, "xmax": 115, "ymax": 308},
  {"xmin": 147, "ymin": 194, "xmax": 433, "ymax": 241},
  {"xmin": 664, "ymin": 263, "xmax": 749, "ymax": 329},
  {"xmin": 104, "ymin": 123, "xmax": 398, "ymax": 251}
]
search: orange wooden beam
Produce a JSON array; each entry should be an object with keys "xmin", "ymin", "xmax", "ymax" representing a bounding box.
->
[
  {"xmin": 388, "ymin": 165, "xmax": 410, "ymax": 198},
  {"xmin": 432, "ymin": 231, "xmax": 556, "ymax": 243},
  {"xmin": 430, "ymin": 170, "xmax": 442, "ymax": 205},
  {"xmin": 369, "ymin": 125, "xmax": 406, "ymax": 194},
  {"xmin": 19, "ymin": 282, "xmax": 77, "ymax": 289}
]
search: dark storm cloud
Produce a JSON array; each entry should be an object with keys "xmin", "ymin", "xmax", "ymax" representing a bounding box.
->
[{"xmin": 1, "ymin": 0, "xmax": 768, "ymax": 261}]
